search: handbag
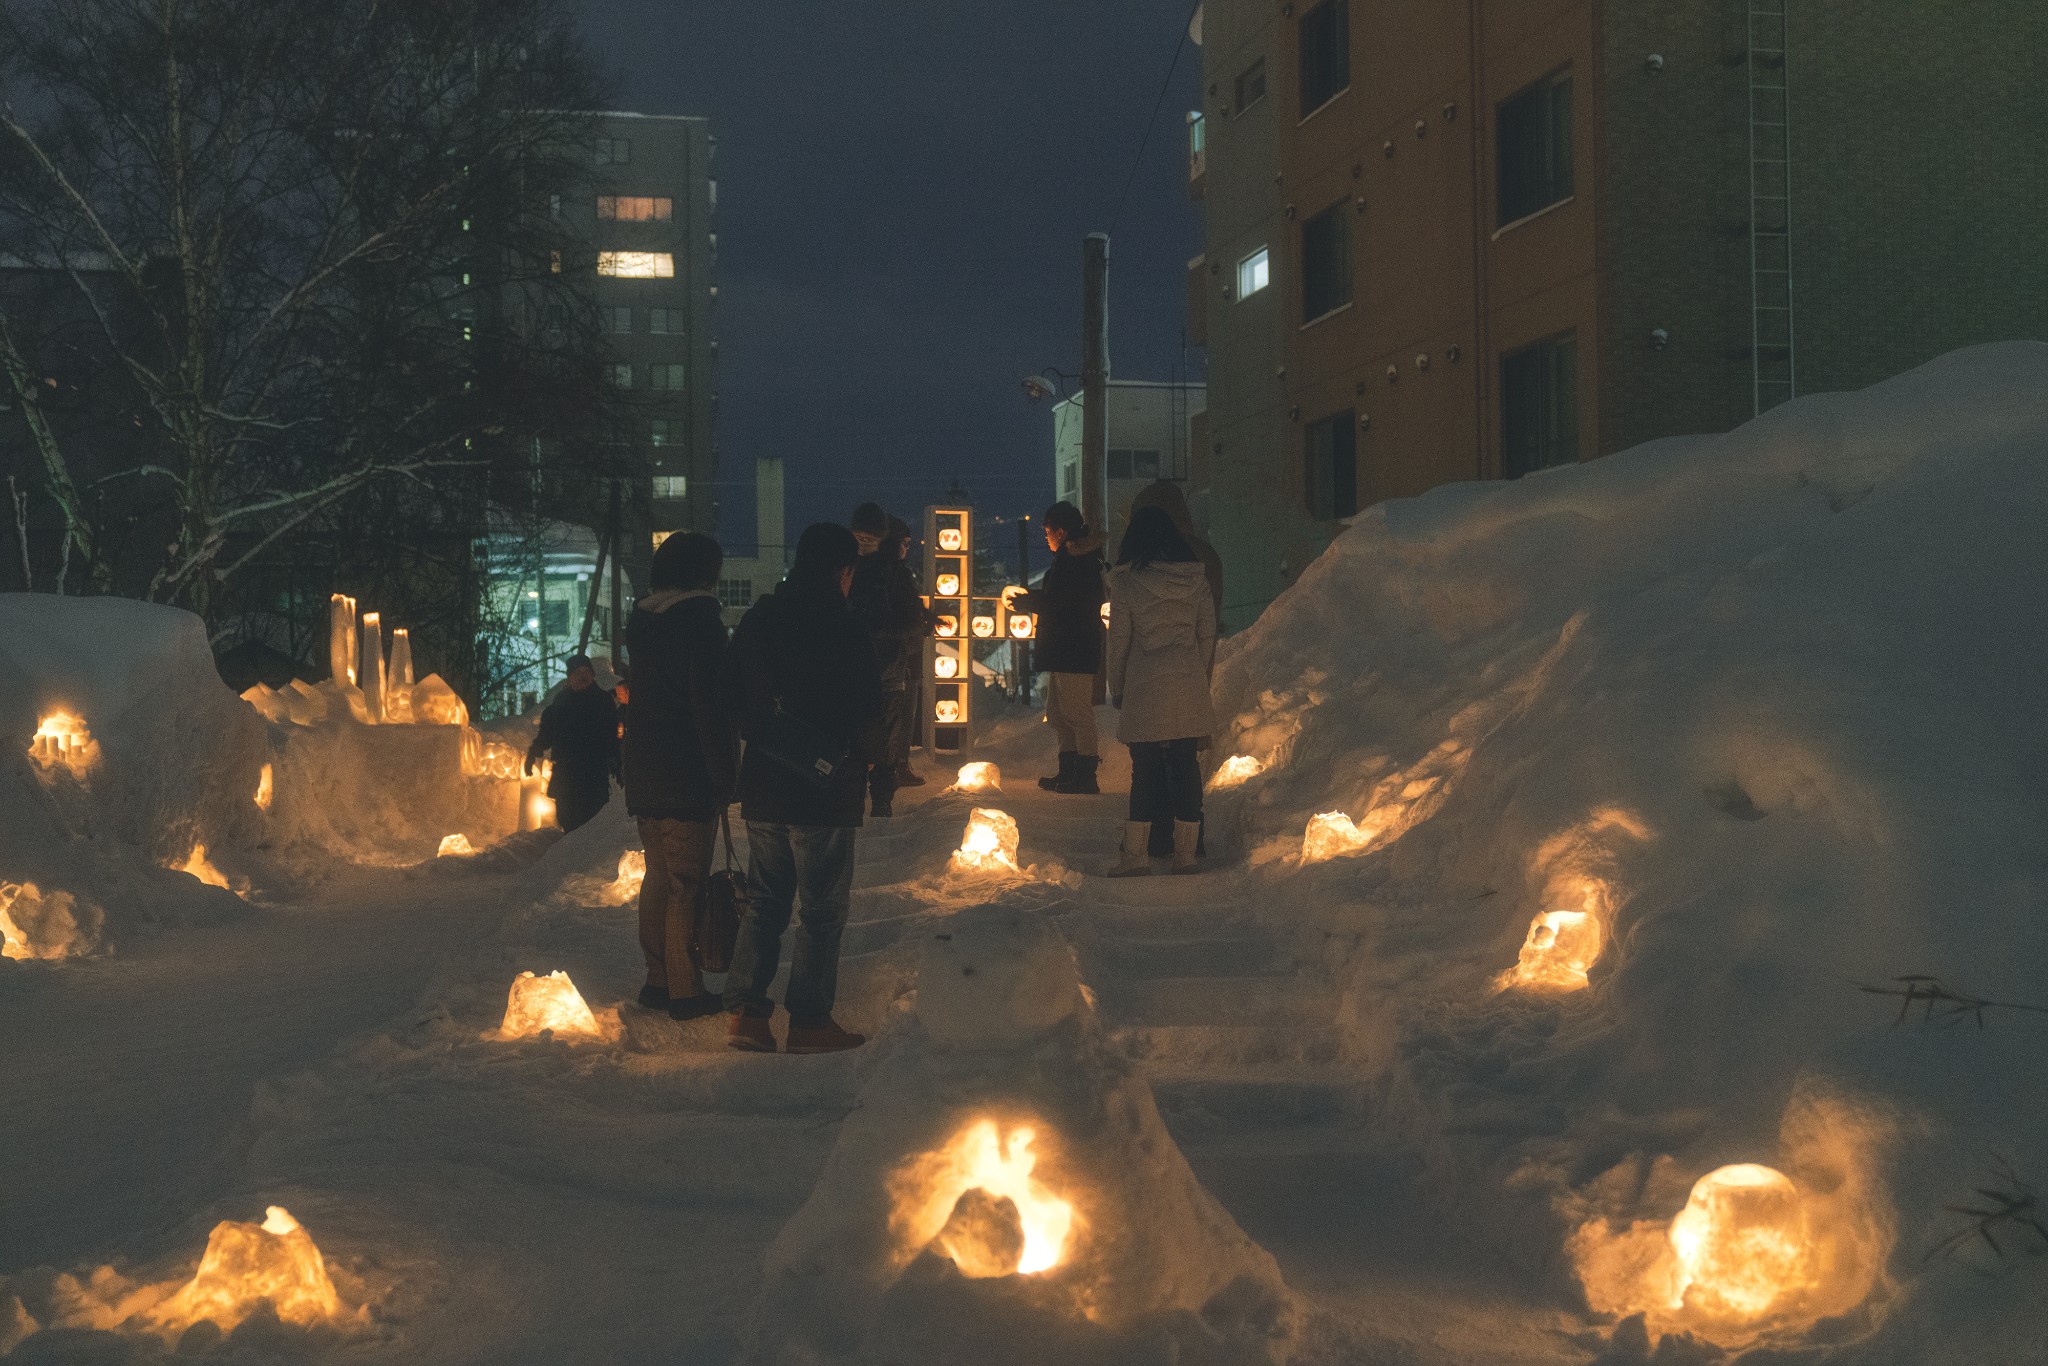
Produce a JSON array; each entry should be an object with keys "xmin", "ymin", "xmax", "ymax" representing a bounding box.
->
[
  {"xmin": 750, "ymin": 699, "xmax": 848, "ymax": 791},
  {"xmin": 694, "ymin": 810, "xmax": 745, "ymax": 975}
]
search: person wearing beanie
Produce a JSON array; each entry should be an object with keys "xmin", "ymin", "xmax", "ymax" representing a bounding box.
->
[
  {"xmin": 524, "ymin": 652, "xmax": 619, "ymax": 833},
  {"xmin": 621, "ymin": 531, "xmax": 736, "ymax": 1021},
  {"xmin": 722, "ymin": 522, "xmax": 882, "ymax": 1055},
  {"xmin": 1011, "ymin": 500, "xmax": 1107, "ymax": 794},
  {"xmin": 847, "ymin": 504, "xmax": 931, "ymax": 816}
]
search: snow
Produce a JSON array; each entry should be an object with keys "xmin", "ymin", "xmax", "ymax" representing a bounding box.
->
[{"xmin": 4, "ymin": 344, "xmax": 2048, "ymax": 1362}]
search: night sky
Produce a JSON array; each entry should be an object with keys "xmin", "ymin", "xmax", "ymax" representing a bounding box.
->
[{"xmin": 579, "ymin": 1, "xmax": 1206, "ymax": 560}]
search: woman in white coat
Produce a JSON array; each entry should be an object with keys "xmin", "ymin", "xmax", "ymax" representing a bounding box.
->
[{"xmin": 1105, "ymin": 506, "xmax": 1217, "ymax": 876}]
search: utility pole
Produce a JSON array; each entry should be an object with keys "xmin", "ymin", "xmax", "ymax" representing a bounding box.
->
[{"xmin": 1081, "ymin": 233, "xmax": 1110, "ymax": 534}]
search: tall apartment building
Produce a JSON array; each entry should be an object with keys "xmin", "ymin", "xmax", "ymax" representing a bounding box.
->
[
  {"xmin": 1190, "ymin": 0, "xmax": 2047, "ymax": 628},
  {"xmin": 576, "ymin": 111, "xmax": 719, "ymax": 592}
]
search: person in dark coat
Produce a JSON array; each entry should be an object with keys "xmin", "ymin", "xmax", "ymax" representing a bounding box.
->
[
  {"xmin": 848, "ymin": 502, "xmax": 931, "ymax": 817},
  {"xmin": 722, "ymin": 523, "xmax": 882, "ymax": 1055},
  {"xmin": 885, "ymin": 515, "xmax": 929, "ymax": 789},
  {"xmin": 622, "ymin": 531, "xmax": 736, "ymax": 1021},
  {"xmin": 524, "ymin": 654, "xmax": 618, "ymax": 833},
  {"xmin": 1012, "ymin": 500, "xmax": 1107, "ymax": 794}
]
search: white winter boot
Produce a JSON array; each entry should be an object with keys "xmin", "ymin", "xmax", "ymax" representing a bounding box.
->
[
  {"xmin": 1107, "ymin": 821, "xmax": 1153, "ymax": 878},
  {"xmin": 1171, "ymin": 820, "xmax": 1202, "ymax": 875}
]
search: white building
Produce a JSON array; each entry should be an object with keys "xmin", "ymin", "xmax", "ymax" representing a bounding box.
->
[{"xmin": 1051, "ymin": 379, "xmax": 1208, "ymax": 551}]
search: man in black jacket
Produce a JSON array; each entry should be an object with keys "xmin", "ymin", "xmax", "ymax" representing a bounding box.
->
[
  {"xmin": 622, "ymin": 531, "xmax": 736, "ymax": 1021},
  {"xmin": 723, "ymin": 523, "xmax": 881, "ymax": 1054},
  {"xmin": 848, "ymin": 503, "xmax": 930, "ymax": 817},
  {"xmin": 1013, "ymin": 500, "xmax": 1106, "ymax": 794},
  {"xmin": 524, "ymin": 654, "xmax": 619, "ymax": 831}
]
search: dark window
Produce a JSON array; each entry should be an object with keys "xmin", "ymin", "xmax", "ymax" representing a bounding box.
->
[
  {"xmin": 541, "ymin": 598, "xmax": 571, "ymax": 636},
  {"xmin": 595, "ymin": 137, "xmax": 631, "ymax": 166},
  {"xmin": 1107, "ymin": 449, "xmax": 1162, "ymax": 481},
  {"xmin": 609, "ymin": 363, "xmax": 634, "ymax": 389},
  {"xmin": 1300, "ymin": 200, "xmax": 1352, "ymax": 323},
  {"xmin": 1497, "ymin": 72, "xmax": 1574, "ymax": 225},
  {"xmin": 650, "ymin": 418, "xmax": 677, "ymax": 446},
  {"xmin": 1303, "ymin": 411, "xmax": 1357, "ymax": 519},
  {"xmin": 1501, "ymin": 333, "xmax": 1578, "ymax": 477},
  {"xmin": 718, "ymin": 579, "xmax": 754, "ymax": 610},
  {"xmin": 648, "ymin": 307, "xmax": 681, "ymax": 334},
  {"xmin": 649, "ymin": 363, "xmax": 686, "ymax": 391},
  {"xmin": 1235, "ymin": 58, "xmax": 1267, "ymax": 114},
  {"xmin": 604, "ymin": 306, "xmax": 632, "ymax": 334},
  {"xmin": 1298, "ymin": 0, "xmax": 1350, "ymax": 118}
]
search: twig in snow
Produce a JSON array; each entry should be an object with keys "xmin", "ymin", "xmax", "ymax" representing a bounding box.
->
[
  {"xmin": 1927, "ymin": 1156, "xmax": 2048, "ymax": 1264},
  {"xmin": 1857, "ymin": 975, "xmax": 2048, "ymax": 1029}
]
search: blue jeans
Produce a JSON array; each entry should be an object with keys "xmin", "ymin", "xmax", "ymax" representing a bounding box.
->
[{"xmin": 724, "ymin": 823, "xmax": 858, "ymax": 1027}]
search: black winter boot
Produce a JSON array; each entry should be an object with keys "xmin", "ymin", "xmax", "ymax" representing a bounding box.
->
[
  {"xmin": 1038, "ymin": 752, "xmax": 1076, "ymax": 791},
  {"xmin": 1052, "ymin": 754, "xmax": 1100, "ymax": 795}
]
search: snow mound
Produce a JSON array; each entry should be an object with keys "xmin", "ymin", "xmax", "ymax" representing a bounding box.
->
[
  {"xmin": 745, "ymin": 905, "xmax": 1299, "ymax": 1365},
  {"xmin": 1207, "ymin": 343, "xmax": 2048, "ymax": 1355}
]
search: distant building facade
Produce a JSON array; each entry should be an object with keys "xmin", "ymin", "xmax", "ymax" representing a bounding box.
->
[
  {"xmin": 1051, "ymin": 379, "xmax": 1207, "ymax": 554},
  {"xmin": 1189, "ymin": 0, "xmax": 2047, "ymax": 628}
]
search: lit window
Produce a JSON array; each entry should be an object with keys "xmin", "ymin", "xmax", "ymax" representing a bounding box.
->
[
  {"xmin": 597, "ymin": 251, "xmax": 675, "ymax": 279},
  {"xmin": 649, "ymin": 364, "xmax": 686, "ymax": 392},
  {"xmin": 595, "ymin": 138, "xmax": 631, "ymax": 166},
  {"xmin": 651, "ymin": 418, "xmax": 676, "ymax": 446},
  {"xmin": 598, "ymin": 196, "xmax": 674, "ymax": 221},
  {"xmin": 1237, "ymin": 247, "xmax": 1270, "ymax": 299},
  {"xmin": 648, "ymin": 307, "xmax": 681, "ymax": 334},
  {"xmin": 610, "ymin": 364, "xmax": 634, "ymax": 389},
  {"xmin": 653, "ymin": 475, "xmax": 687, "ymax": 500}
]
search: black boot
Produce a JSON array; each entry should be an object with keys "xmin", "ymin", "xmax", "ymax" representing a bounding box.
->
[
  {"xmin": 1052, "ymin": 754, "xmax": 1100, "ymax": 795},
  {"xmin": 1038, "ymin": 752, "xmax": 1076, "ymax": 791}
]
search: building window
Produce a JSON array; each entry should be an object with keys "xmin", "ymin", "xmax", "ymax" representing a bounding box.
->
[
  {"xmin": 1300, "ymin": 201, "xmax": 1351, "ymax": 323},
  {"xmin": 1237, "ymin": 246, "xmax": 1271, "ymax": 299},
  {"xmin": 1501, "ymin": 333, "xmax": 1578, "ymax": 477},
  {"xmin": 598, "ymin": 195, "xmax": 674, "ymax": 221},
  {"xmin": 1059, "ymin": 462, "xmax": 1078, "ymax": 498},
  {"xmin": 1107, "ymin": 449, "xmax": 1162, "ymax": 481},
  {"xmin": 1298, "ymin": 0, "xmax": 1350, "ymax": 118},
  {"xmin": 1303, "ymin": 410, "xmax": 1358, "ymax": 520},
  {"xmin": 1235, "ymin": 58, "xmax": 1267, "ymax": 114},
  {"xmin": 718, "ymin": 579, "xmax": 754, "ymax": 610},
  {"xmin": 652, "ymin": 474, "xmax": 687, "ymax": 500},
  {"xmin": 541, "ymin": 598, "xmax": 571, "ymax": 637},
  {"xmin": 649, "ymin": 364, "xmax": 686, "ymax": 392},
  {"xmin": 610, "ymin": 364, "xmax": 634, "ymax": 389},
  {"xmin": 597, "ymin": 251, "xmax": 675, "ymax": 279},
  {"xmin": 648, "ymin": 307, "xmax": 682, "ymax": 334},
  {"xmin": 651, "ymin": 418, "xmax": 677, "ymax": 446},
  {"xmin": 603, "ymin": 306, "xmax": 633, "ymax": 334},
  {"xmin": 1497, "ymin": 71, "xmax": 1574, "ymax": 226},
  {"xmin": 595, "ymin": 137, "xmax": 631, "ymax": 166}
]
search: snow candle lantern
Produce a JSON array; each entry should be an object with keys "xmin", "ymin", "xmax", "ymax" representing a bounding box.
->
[
  {"xmin": 383, "ymin": 628, "xmax": 416, "ymax": 723},
  {"xmin": 955, "ymin": 761, "xmax": 1001, "ymax": 794},
  {"xmin": 1499, "ymin": 908, "xmax": 1602, "ymax": 992},
  {"xmin": 255, "ymin": 763, "xmax": 274, "ymax": 812},
  {"xmin": 520, "ymin": 759, "xmax": 554, "ymax": 830},
  {"xmin": 146, "ymin": 1206, "xmax": 343, "ymax": 1336},
  {"xmin": 175, "ymin": 844, "xmax": 232, "ymax": 890},
  {"xmin": 1209, "ymin": 754, "xmax": 1265, "ymax": 789},
  {"xmin": 328, "ymin": 594, "xmax": 358, "ymax": 686},
  {"xmin": 28, "ymin": 710, "xmax": 98, "ymax": 778},
  {"xmin": 952, "ymin": 808, "xmax": 1022, "ymax": 874},
  {"xmin": 412, "ymin": 674, "xmax": 469, "ymax": 727},
  {"xmin": 612, "ymin": 848, "xmax": 646, "ymax": 900},
  {"xmin": 496, "ymin": 969, "xmax": 608, "ymax": 1040},
  {"xmin": 1300, "ymin": 810, "xmax": 1378, "ymax": 863},
  {"xmin": 891, "ymin": 1117, "xmax": 1077, "ymax": 1278},
  {"xmin": 437, "ymin": 833, "xmax": 475, "ymax": 857},
  {"xmin": 1497, "ymin": 811, "xmax": 1649, "ymax": 993},
  {"xmin": 360, "ymin": 612, "xmax": 386, "ymax": 723}
]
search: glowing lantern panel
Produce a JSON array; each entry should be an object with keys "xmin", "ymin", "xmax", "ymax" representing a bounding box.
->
[
  {"xmin": 1007, "ymin": 614, "xmax": 1035, "ymax": 639},
  {"xmin": 938, "ymin": 528, "xmax": 964, "ymax": 551},
  {"xmin": 892, "ymin": 1119, "xmax": 1076, "ymax": 1278},
  {"xmin": 1210, "ymin": 754, "xmax": 1264, "ymax": 789},
  {"xmin": 148, "ymin": 1206, "xmax": 341, "ymax": 1335},
  {"xmin": 437, "ymin": 833, "xmax": 476, "ymax": 857},
  {"xmin": 934, "ymin": 655, "xmax": 960, "ymax": 679},
  {"xmin": 936, "ymin": 574, "xmax": 962, "ymax": 598},
  {"xmin": 970, "ymin": 616, "xmax": 996, "ymax": 639},
  {"xmin": 952, "ymin": 809, "xmax": 1022, "ymax": 874},
  {"xmin": 955, "ymin": 762, "xmax": 1001, "ymax": 794},
  {"xmin": 497, "ymin": 970, "xmax": 606, "ymax": 1040},
  {"xmin": 935, "ymin": 615, "xmax": 959, "ymax": 639},
  {"xmin": 29, "ymin": 711, "xmax": 98, "ymax": 778},
  {"xmin": 176, "ymin": 844, "xmax": 232, "ymax": 890},
  {"xmin": 935, "ymin": 699, "xmax": 963, "ymax": 724}
]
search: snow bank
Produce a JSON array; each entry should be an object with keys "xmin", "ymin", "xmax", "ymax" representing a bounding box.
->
[
  {"xmin": 746, "ymin": 905, "xmax": 1299, "ymax": 1365},
  {"xmin": 1206, "ymin": 343, "xmax": 2048, "ymax": 1357}
]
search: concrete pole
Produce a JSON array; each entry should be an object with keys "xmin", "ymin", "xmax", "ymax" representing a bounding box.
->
[{"xmin": 1081, "ymin": 233, "xmax": 1111, "ymax": 535}]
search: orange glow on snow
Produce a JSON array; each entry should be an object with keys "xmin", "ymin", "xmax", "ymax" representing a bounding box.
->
[
  {"xmin": 1497, "ymin": 810, "xmax": 1651, "ymax": 993},
  {"xmin": 952, "ymin": 809, "xmax": 1021, "ymax": 874},
  {"xmin": 954, "ymin": 762, "xmax": 1001, "ymax": 794},
  {"xmin": 146, "ymin": 1206, "xmax": 342, "ymax": 1335},
  {"xmin": 254, "ymin": 763, "xmax": 274, "ymax": 812},
  {"xmin": 1209, "ymin": 754, "xmax": 1264, "ymax": 789},
  {"xmin": 612, "ymin": 849, "xmax": 646, "ymax": 901},
  {"xmin": 496, "ymin": 970, "xmax": 613, "ymax": 1041},
  {"xmin": 437, "ymin": 833, "xmax": 475, "ymax": 857},
  {"xmin": 29, "ymin": 710, "xmax": 98, "ymax": 778},
  {"xmin": 175, "ymin": 844, "xmax": 232, "ymax": 890},
  {"xmin": 891, "ymin": 1118, "xmax": 1077, "ymax": 1278},
  {"xmin": 1300, "ymin": 811, "xmax": 1378, "ymax": 862}
]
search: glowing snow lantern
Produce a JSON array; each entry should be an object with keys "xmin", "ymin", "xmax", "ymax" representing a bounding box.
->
[
  {"xmin": 938, "ymin": 527, "xmax": 964, "ymax": 551},
  {"xmin": 1300, "ymin": 810, "xmax": 1376, "ymax": 863},
  {"xmin": 936, "ymin": 573, "xmax": 962, "ymax": 598},
  {"xmin": 497, "ymin": 970, "xmax": 607, "ymax": 1040},
  {"xmin": 29, "ymin": 710, "xmax": 98, "ymax": 778},
  {"xmin": 1210, "ymin": 754, "xmax": 1264, "ymax": 789},
  {"xmin": 520, "ymin": 760, "xmax": 555, "ymax": 830},
  {"xmin": 1099, "ymin": 601, "xmax": 1111, "ymax": 625},
  {"xmin": 935, "ymin": 615, "xmax": 959, "ymax": 638},
  {"xmin": 935, "ymin": 699, "xmax": 964, "ymax": 724},
  {"xmin": 328, "ymin": 593, "xmax": 358, "ymax": 686},
  {"xmin": 1499, "ymin": 908, "xmax": 1603, "ymax": 992},
  {"xmin": 147, "ymin": 1206, "xmax": 342, "ymax": 1335},
  {"xmin": 412, "ymin": 674, "xmax": 469, "ymax": 727},
  {"xmin": 955, "ymin": 762, "xmax": 1001, "ymax": 794},
  {"xmin": 953, "ymin": 809, "xmax": 1022, "ymax": 874},
  {"xmin": 254, "ymin": 763, "xmax": 274, "ymax": 812},
  {"xmin": 893, "ymin": 1118, "xmax": 1076, "ymax": 1278},
  {"xmin": 934, "ymin": 655, "xmax": 960, "ymax": 679},
  {"xmin": 1665, "ymin": 1165, "xmax": 1818, "ymax": 1322},
  {"xmin": 437, "ymin": 833, "xmax": 476, "ymax": 857},
  {"xmin": 360, "ymin": 612, "xmax": 387, "ymax": 723},
  {"xmin": 176, "ymin": 844, "xmax": 232, "ymax": 890},
  {"xmin": 612, "ymin": 848, "xmax": 646, "ymax": 900}
]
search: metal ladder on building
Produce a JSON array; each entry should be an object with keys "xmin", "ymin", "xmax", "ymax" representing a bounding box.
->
[{"xmin": 1748, "ymin": 0, "xmax": 1796, "ymax": 413}]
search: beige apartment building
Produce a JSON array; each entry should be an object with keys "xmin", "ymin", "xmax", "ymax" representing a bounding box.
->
[{"xmin": 1190, "ymin": 0, "xmax": 2047, "ymax": 628}]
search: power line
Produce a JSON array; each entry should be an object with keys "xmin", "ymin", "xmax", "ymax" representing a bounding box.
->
[{"xmin": 1108, "ymin": 0, "xmax": 1203, "ymax": 238}]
